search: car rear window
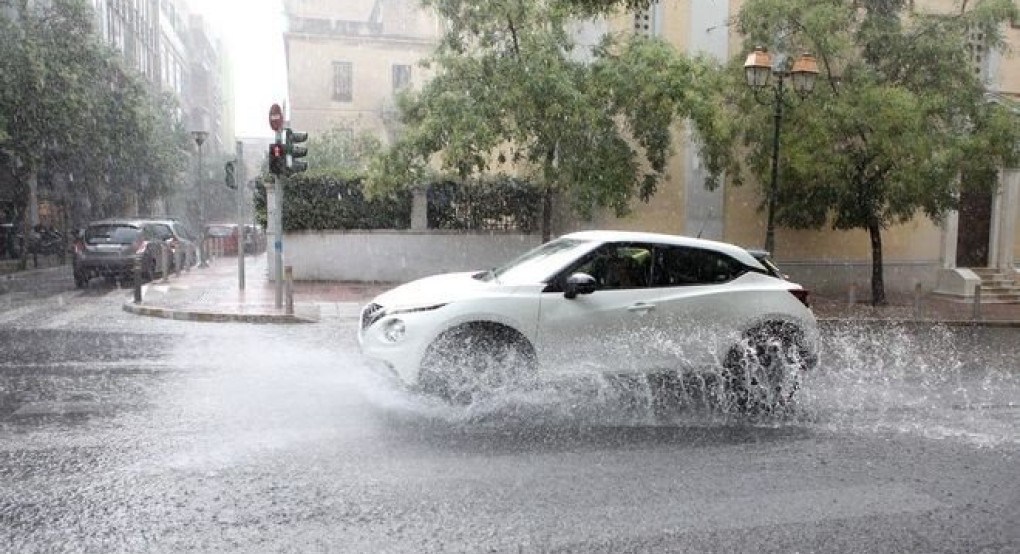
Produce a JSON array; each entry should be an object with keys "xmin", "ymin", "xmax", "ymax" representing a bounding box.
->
[
  {"xmin": 206, "ymin": 226, "xmax": 235, "ymax": 237},
  {"xmin": 85, "ymin": 225, "xmax": 139, "ymax": 245}
]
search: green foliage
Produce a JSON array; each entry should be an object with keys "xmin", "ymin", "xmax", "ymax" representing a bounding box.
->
[
  {"xmin": 721, "ymin": 0, "xmax": 1020, "ymax": 304},
  {"xmin": 0, "ymin": 0, "xmax": 188, "ymax": 221},
  {"xmin": 255, "ymin": 175, "xmax": 413, "ymax": 232},
  {"xmin": 303, "ymin": 128, "xmax": 383, "ymax": 179},
  {"xmin": 367, "ymin": 0, "xmax": 727, "ymax": 234},
  {"xmin": 254, "ymin": 174, "xmax": 543, "ymax": 232},
  {"xmin": 428, "ymin": 176, "xmax": 542, "ymax": 231}
]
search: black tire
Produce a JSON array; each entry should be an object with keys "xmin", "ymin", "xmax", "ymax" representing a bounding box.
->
[
  {"xmin": 73, "ymin": 271, "xmax": 88, "ymax": 289},
  {"xmin": 417, "ymin": 324, "xmax": 537, "ymax": 405},
  {"xmin": 722, "ymin": 322, "xmax": 808, "ymax": 414}
]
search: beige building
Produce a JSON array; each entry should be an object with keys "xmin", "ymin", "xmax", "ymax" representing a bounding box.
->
[
  {"xmin": 282, "ymin": 0, "xmax": 441, "ymax": 142},
  {"xmin": 283, "ymin": 0, "xmax": 1020, "ymax": 299}
]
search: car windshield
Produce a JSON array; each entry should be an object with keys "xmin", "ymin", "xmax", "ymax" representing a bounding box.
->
[
  {"xmin": 84, "ymin": 225, "xmax": 139, "ymax": 245},
  {"xmin": 486, "ymin": 238, "xmax": 599, "ymax": 284}
]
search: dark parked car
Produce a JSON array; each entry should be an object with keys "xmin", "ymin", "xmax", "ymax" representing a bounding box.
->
[
  {"xmin": 147, "ymin": 218, "xmax": 198, "ymax": 270},
  {"xmin": 72, "ymin": 219, "xmax": 168, "ymax": 287}
]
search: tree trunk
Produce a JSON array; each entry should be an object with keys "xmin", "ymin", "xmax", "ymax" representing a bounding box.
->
[
  {"xmin": 27, "ymin": 167, "xmax": 39, "ymax": 227},
  {"xmin": 541, "ymin": 185, "xmax": 552, "ymax": 243},
  {"xmin": 868, "ymin": 218, "xmax": 886, "ymax": 306}
]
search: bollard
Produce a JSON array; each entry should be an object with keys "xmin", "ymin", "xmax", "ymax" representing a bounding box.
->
[
  {"xmin": 133, "ymin": 255, "xmax": 142, "ymax": 304},
  {"xmin": 912, "ymin": 281, "xmax": 923, "ymax": 320},
  {"xmin": 848, "ymin": 282, "xmax": 857, "ymax": 307},
  {"xmin": 160, "ymin": 243, "xmax": 170, "ymax": 283},
  {"xmin": 285, "ymin": 265, "xmax": 294, "ymax": 315},
  {"xmin": 972, "ymin": 284, "xmax": 982, "ymax": 321}
]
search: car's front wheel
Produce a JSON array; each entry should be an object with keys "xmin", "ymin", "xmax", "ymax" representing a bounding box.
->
[
  {"xmin": 417, "ymin": 323, "xmax": 537, "ymax": 405},
  {"xmin": 722, "ymin": 322, "xmax": 809, "ymax": 414}
]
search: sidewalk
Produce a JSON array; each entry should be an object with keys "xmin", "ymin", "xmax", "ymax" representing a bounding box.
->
[
  {"xmin": 122, "ymin": 255, "xmax": 391, "ymax": 323},
  {"xmin": 123, "ymin": 256, "xmax": 1020, "ymax": 326}
]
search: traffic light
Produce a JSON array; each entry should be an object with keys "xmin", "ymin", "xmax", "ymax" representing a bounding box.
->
[
  {"xmin": 268, "ymin": 142, "xmax": 285, "ymax": 176},
  {"xmin": 224, "ymin": 161, "xmax": 236, "ymax": 189},
  {"xmin": 285, "ymin": 128, "xmax": 308, "ymax": 174}
]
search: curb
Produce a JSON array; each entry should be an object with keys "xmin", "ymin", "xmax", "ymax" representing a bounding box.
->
[
  {"xmin": 817, "ymin": 317, "xmax": 1020, "ymax": 328},
  {"xmin": 122, "ymin": 302, "xmax": 316, "ymax": 324}
]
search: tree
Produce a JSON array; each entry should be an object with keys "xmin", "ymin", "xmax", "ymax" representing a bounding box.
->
[
  {"xmin": 304, "ymin": 128, "xmax": 382, "ymax": 179},
  {"xmin": 720, "ymin": 0, "xmax": 1020, "ymax": 305},
  {"xmin": 1, "ymin": 0, "xmax": 189, "ymax": 232},
  {"xmin": 0, "ymin": 0, "xmax": 98, "ymax": 228},
  {"xmin": 368, "ymin": 0, "xmax": 727, "ymax": 240}
]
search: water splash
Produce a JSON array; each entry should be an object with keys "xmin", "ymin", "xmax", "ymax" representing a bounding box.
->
[{"xmin": 359, "ymin": 321, "xmax": 1020, "ymax": 447}]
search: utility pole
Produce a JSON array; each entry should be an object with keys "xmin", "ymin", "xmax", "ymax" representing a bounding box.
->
[{"xmin": 236, "ymin": 140, "xmax": 246, "ymax": 290}]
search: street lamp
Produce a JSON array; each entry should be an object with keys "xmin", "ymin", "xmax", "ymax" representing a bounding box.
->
[
  {"xmin": 744, "ymin": 46, "xmax": 819, "ymax": 255},
  {"xmin": 191, "ymin": 130, "xmax": 209, "ymax": 267}
]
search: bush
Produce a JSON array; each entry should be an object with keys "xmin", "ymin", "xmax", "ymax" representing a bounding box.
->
[
  {"xmin": 428, "ymin": 176, "xmax": 541, "ymax": 232},
  {"xmin": 255, "ymin": 174, "xmax": 541, "ymax": 232},
  {"xmin": 255, "ymin": 175, "xmax": 412, "ymax": 231}
]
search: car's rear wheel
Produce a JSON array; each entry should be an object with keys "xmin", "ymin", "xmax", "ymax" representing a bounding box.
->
[
  {"xmin": 73, "ymin": 270, "xmax": 88, "ymax": 289},
  {"xmin": 417, "ymin": 323, "xmax": 537, "ymax": 405},
  {"xmin": 722, "ymin": 322, "xmax": 808, "ymax": 414}
]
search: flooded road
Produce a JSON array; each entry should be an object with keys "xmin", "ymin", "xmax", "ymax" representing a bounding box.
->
[{"xmin": 0, "ymin": 297, "xmax": 1017, "ymax": 552}]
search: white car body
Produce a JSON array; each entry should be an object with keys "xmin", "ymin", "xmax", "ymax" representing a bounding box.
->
[{"xmin": 358, "ymin": 230, "xmax": 819, "ymax": 390}]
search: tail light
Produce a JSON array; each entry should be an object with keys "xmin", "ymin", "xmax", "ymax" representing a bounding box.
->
[
  {"xmin": 73, "ymin": 240, "xmax": 85, "ymax": 255},
  {"xmin": 789, "ymin": 288, "xmax": 810, "ymax": 308},
  {"xmin": 134, "ymin": 237, "xmax": 148, "ymax": 255}
]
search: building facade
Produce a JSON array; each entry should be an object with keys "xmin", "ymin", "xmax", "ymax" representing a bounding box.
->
[
  {"xmin": 282, "ymin": 0, "xmax": 442, "ymax": 142},
  {"xmin": 282, "ymin": 0, "xmax": 1020, "ymax": 298},
  {"xmin": 87, "ymin": 0, "xmax": 235, "ymax": 227}
]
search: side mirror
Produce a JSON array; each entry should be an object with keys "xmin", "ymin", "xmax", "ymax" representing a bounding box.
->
[{"xmin": 564, "ymin": 272, "xmax": 597, "ymax": 299}]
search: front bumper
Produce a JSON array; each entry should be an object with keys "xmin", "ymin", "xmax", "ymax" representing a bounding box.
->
[{"xmin": 357, "ymin": 306, "xmax": 440, "ymax": 387}]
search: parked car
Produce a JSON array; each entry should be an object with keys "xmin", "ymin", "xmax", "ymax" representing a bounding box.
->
[
  {"xmin": 204, "ymin": 223, "xmax": 240, "ymax": 256},
  {"xmin": 147, "ymin": 218, "xmax": 198, "ymax": 270},
  {"xmin": 358, "ymin": 230, "xmax": 819, "ymax": 411},
  {"xmin": 72, "ymin": 219, "xmax": 168, "ymax": 287}
]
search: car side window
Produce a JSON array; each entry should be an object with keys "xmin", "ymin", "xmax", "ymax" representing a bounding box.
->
[
  {"xmin": 151, "ymin": 224, "xmax": 173, "ymax": 241},
  {"xmin": 651, "ymin": 246, "xmax": 744, "ymax": 286},
  {"xmin": 572, "ymin": 244, "xmax": 652, "ymax": 290}
]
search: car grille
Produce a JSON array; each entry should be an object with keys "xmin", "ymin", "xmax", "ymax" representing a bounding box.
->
[{"xmin": 361, "ymin": 303, "xmax": 384, "ymax": 330}]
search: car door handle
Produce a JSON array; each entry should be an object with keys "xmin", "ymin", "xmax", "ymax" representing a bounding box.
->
[{"xmin": 627, "ymin": 302, "xmax": 656, "ymax": 314}]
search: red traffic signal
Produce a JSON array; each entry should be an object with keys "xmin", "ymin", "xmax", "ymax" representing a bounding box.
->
[{"xmin": 268, "ymin": 143, "xmax": 286, "ymax": 176}]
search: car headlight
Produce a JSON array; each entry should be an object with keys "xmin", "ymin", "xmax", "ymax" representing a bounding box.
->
[
  {"xmin": 385, "ymin": 303, "xmax": 447, "ymax": 317},
  {"xmin": 382, "ymin": 319, "xmax": 406, "ymax": 342}
]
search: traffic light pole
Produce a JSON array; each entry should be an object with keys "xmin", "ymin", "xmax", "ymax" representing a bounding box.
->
[
  {"xmin": 236, "ymin": 141, "xmax": 245, "ymax": 291},
  {"xmin": 274, "ymin": 175, "xmax": 284, "ymax": 309}
]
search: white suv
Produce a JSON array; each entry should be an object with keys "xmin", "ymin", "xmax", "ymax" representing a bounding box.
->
[{"xmin": 358, "ymin": 231, "xmax": 819, "ymax": 410}]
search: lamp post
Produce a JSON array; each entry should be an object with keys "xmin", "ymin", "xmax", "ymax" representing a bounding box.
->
[
  {"xmin": 191, "ymin": 130, "xmax": 209, "ymax": 267},
  {"xmin": 743, "ymin": 47, "xmax": 819, "ymax": 255}
]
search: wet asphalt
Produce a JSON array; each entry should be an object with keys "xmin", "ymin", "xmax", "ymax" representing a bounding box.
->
[{"xmin": 0, "ymin": 284, "xmax": 1018, "ymax": 553}]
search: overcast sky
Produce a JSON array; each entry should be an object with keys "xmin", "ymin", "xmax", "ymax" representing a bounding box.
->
[{"xmin": 186, "ymin": 0, "xmax": 289, "ymax": 138}]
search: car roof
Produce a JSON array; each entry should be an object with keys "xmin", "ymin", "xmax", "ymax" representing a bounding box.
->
[
  {"xmin": 86, "ymin": 219, "xmax": 148, "ymax": 227},
  {"xmin": 562, "ymin": 230, "xmax": 766, "ymax": 270}
]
